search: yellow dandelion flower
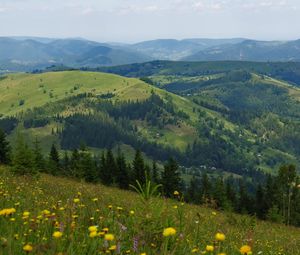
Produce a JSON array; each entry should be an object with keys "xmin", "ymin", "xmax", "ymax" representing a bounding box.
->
[
  {"xmin": 104, "ymin": 233, "xmax": 115, "ymax": 241},
  {"xmin": 215, "ymin": 233, "xmax": 225, "ymax": 242},
  {"xmin": 23, "ymin": 244, "xmax": 33, "ymax": 252},
  {"xmin": 88, "ymin": 226, "xmax": 98, "ymax": 232},
  {"xmin": 109, "ymin": 245, "xmax": 117, "ymax": 251},
  {"xmin": 240, "ymin": 245, "xmax": 252, "ymax": 254},
  {"xmin": 73, "ymin": 198, "xmax": 80, "ymax": 203},
  {"xmin": 163, "ymin": 227, "xmax": 176, "ymax": 237},
  {"xmin": 52, "ymin": 231, "xmax": 63, "ymax": 239},
  {"xmin": 192, "ymin": 248, "xmax": 199, "ymax": 253},
  {"xmin": 173, "ymin": 191, "xmax": 179, "ymax": 196},
  {"xmin": 130, "ymin": 210, "xmax": 135, "ymax": 215},
  {"xmin": 89, "ymin": 231, "xmax": 98, "ymax": 238},
  {"xmin": 206, "ymin": 245, "xmax": 214, "ymax": 252}
]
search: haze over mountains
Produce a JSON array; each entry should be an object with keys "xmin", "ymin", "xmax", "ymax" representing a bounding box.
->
[{"xmin": 1, "ymin": 36, "xmax": 300, "ymax": 72}]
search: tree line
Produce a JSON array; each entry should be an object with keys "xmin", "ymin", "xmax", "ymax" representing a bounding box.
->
[{"xmin": 0, "ymin": 128, "xmax": 300, "ymax": 226}]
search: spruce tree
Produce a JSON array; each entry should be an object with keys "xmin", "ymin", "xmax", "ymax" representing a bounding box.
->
[
  {"xmin": 48, "ymin": 143, "xmax": 60, "ymax": 175},
  {"xmin": 13, "ymin": 134, "xmax": 35, "ymax": 175},
  {"xmin": 116, "ymin": 150, "xmax": 129, "ymax": 189},
  {"xmin": 81, "ymin": 150, "xmax": 97, "ymax": 183},
  {"xmin": 132, "ymin": 149, "xmax": 145, "ymax": 184},
  {"xmin": 213, "ymin": 177, "xmax": 228, "ymax": 209},
  {"xmin": 70, "ymin": 149, "xmax": 80, "ymax": 177},
  {"xmin": 32, "ymin": 138, "xmax": 45, "ymax": 172},
  {"xmin": 187, "ymin": 175, "xmax": 200, "ymax": 203},
  {"xmin": 200, "ymin": 173, "xmax": 211, "ymax": 204},
  {"xmin": 0, "ymin": 129, "xmax": 10, "ymax": 164},
  {"xmin": 62, "ymin": 151, "xmax": 71, "ymax": 176},
  {"xmin": 161, "ymin": 157, "xmax": 181, "ymax": 197},
  {"xmin": 151, "ymin": 161, "xmax": 160, "ymax": 184}
]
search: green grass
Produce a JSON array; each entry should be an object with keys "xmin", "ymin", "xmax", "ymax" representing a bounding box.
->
[{"xmin": 0, "ymin": 165, "xmax": 299, "ymax": 255}]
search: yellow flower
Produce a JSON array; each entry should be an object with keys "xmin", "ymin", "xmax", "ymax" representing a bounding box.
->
[
  {"xmin": 109, "ymin": 245, "xmax": 117, "ymax": 251},
  {"xmin": 215, "ymin": 233, "xmax": 226, "ymax": 242},
  {"xmin": 130, "ymin": 210, "xmax": 135, "ymax": 215},
  {"xmin": 140, "ymin": 253, "xmax": 146, "ymax": 255},
  {"xmin": 206, "ymin": 245, "xmax": 214, "ymax": 252},
  {"xmin": 173, "ymin": 191, "xmax": 179, "ymax": 196},
  {"xmin": 23, "ymin": 244, "xmax": 33, "ymax": 252},
  {"xmin": 240, "ymin": 245, "xmax": 252, "ymax": 254},
  {"xmin": 104, "ymin": 234, "xmax": 115, "ymax": 241},
  {"xmin": 192, "ymin": 248, "xmax": 199, "ymax": 253},
  {"xmin": 73, "ymin": 198, "xmax": 80, "ymax": 203},
  {"xmin": 23, "ymin": 211, "xmax": 30, "ymax": 217},
  {"xmin": 163, "ymin": 227, "xmax": 176, "ymax": 237},
  {"xmin": 0, "ymin": 208, "xmax": 16, "ymax": 216},
  {"xmin": 42, "ymin": 209, "xmax": 50, "ymax": 215},
  {"xmin": 89, "ymin": 231, "xmax": 98, "ymax": 238},
  {"xmin": 88, "ymin": 226, "xmax": 98, "ymax": 232},
  {"xmin": 92, "ymin": 198, "xmax": 98, "ymax": 202},
  {"xmin": 52, "ymin": 231, "xmax": 63, "ymax": 239},
  {"xmin": 212, "ymin": 212, "xmax": 217, "ymax": 216},
  {"xmin": 218, "ymin": 253, "xmax": 226, "ymax": 255}
]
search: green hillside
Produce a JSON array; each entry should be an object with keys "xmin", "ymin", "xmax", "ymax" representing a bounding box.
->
[
  {"xmin": 0, "ymin": 165, "xmax": 299, "ymax": 255},
  {"xmin": 1, "ymin": 70, "xmax": 300, "ymax": 178}
]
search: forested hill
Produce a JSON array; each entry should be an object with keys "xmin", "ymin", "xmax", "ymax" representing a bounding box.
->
[
  {"xmin": 0, "ymin": 69, "xmax": 300, "ymax": 180},
  {"xmin": 95, "ymin": 60, "xmax": 300, "ymax": 86}
]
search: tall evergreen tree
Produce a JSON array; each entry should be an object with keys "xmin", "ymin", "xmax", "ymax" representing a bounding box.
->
[
  {"xmin": 32, "ymin": 138, "xmax": 45, "ymax": 172},
  {"xmin": 0, "ymin": 129, "xmax": 10, "ymax": 164},
  {"xmin": 151, "ymin": 160, "xmax": 160, "ymax": 184},
  {"xmin": 80, "ymin": 150, "xmax": 97, "ymax": 183},
  {"xmin": 13, "ymin": 134, "xmax": 35, "ymax": 175},
  {"xmin": 48, "ymin": 143, "xmax": 60, "ymax": 175},
  {"xmin": 62, "ymin": 151, "xmax": 71, "ymax": 176},
  {"xmin": 200, "ymin": 173, "xmax": 211, "ymax": 204},
  {"xmin": 187, "ymin": 175, "xmax": 200, "ymax": 203},
  {"xmin": 116, "ymin": 150, "xmax": 129, "ymax": 189},
  {"xmin": 132, "ymin": 149, "xmax": 146, "ymax": 184},
  {"xmin": 213, "ymin": 177, "xmax": 227, "ymax": 209},
  {"xmin": 161, "ymin": 157, "xmax": 181, "ymax": 197}
]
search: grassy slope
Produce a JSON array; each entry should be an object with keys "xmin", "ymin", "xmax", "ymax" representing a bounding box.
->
[
  {"xmin": 0, "ymin": 165, "xmax": 299, "ymax": 255},
  {"xmin": 0, "ymin": 71, "xmax": 203, "ymax": 151}
]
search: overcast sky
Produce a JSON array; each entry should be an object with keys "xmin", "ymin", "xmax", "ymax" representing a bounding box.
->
[{"xmin": 0, "ymin": 0, "xmax": 299, "ymax": 43}]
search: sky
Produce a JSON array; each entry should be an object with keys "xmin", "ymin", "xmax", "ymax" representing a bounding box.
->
[{"xmin": 0, "ymin": 0, "xmax": 299, "ymax": 43}]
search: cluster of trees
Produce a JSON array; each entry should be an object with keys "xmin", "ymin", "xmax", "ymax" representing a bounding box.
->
[
  {"xmin": 0, "ymin": 128, "xmax": 300, "ymax": 226},
  {"xmin": 186, "ymin": 165, "xmax": 300, "ymax": 226},
  {"xmin": 0, "ymin": 129, "xmax": 181, "ymax": 197}
]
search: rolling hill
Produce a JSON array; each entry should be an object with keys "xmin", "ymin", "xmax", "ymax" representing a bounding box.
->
[
  {"xmin": 0, "ymin": 37, "xmax": 151, "ymax": 72},
  {"xmin": 183, "ymin": 39, "xmax": 300, "ymax": 62},
  {"xmin": 1, "ymin": 69, "xmax": 300, "ymax": 178}
]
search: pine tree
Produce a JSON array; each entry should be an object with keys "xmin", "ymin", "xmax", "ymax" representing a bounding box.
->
[
  {"xmin": 187, "ymin": 175, "xmax": 200, "ymax": 203},
  {"xmin": 151, "ymin": 161, "xmax": 160, "ymax": 184},
  {"xmin": 0, "ymin": 129, "xmax": 10, "ymax": 164},
  {"xmin": 99, "ymin": 150, "xmax": 115, "ymax": 185},
  {"xmin": 213, "ymin": 177, "xmax": 227, "ymax": 209},
  {"xmin": 132, "ymin": 149, "xmax": 145, "ymax": 184},
  {"xmin": 116, "ymin": 150, "xmax": 129, "ymax": 189},
  {"xmin": 32, "ymin": 138, "xmax": 45, "ymax": 172},
  {"xmin": 255, "ymin": 184, "xmax": 268, "ymax": 219},
  {"xmin": 70, "ymin": 149, "xmax": 80, "ymax": 177},
  {"xmin": 200, "ymin": 173, "xmax": 211, "ymax": 204},
  {"xmin": 62, "ymin": 151, "xmax": 71, "ymax": 176},
  {"xmin": 81, "ymin": 150, "xmax": 97, "ymax": 183},
  {"xmin": 161, "ymin": 157, "xmax": 181, "ymax": 197},
  {"xmin": 48, "ymin": 143, "xmax": 60, "ymax": 175},
  {"xmin": 12, "ymin": 134, "xmax": 35, "ymax": 175}
]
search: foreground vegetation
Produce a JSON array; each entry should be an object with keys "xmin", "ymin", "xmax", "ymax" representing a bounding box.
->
[{"xmin": 0, "ymin": 165, "xmax": 300, "ymax": 255}]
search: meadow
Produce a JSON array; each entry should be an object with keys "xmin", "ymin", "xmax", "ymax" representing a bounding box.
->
[{"xmin": 0, "ymin": 166, "xmax": 299, "ymax": 255}]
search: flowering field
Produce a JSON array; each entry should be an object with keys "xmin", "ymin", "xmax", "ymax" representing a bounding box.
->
[{"xmin": 0, "ymin": 166, "xmax": 299, "ymax": 255}]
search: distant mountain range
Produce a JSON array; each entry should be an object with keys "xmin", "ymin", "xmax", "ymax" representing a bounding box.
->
[{"xmin": 1, "ymin": 37, "xmax": 300, "ymax": 71}]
